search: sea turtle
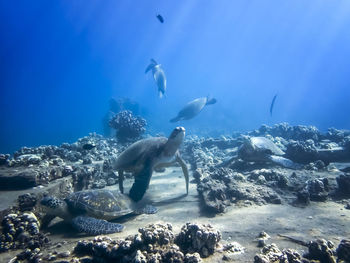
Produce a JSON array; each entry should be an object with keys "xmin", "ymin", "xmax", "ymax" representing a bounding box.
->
[
  {"xmin": 113, "ymin": 126, "xmax": 189, "ymax": 202},
  {"xmin": 170, "ymin": 97, "xmax": 217, "ymax": 122},
  {"xmin": 145, "ymin": 59, "xmax": 166, "ymax": 98},
  {"xmin": 40, "ymin": 189, "xmax": 157, "ymax": 235},
  {"xmin": 238, "ymin": 136, "xmax": 301, "ymax": 169}
]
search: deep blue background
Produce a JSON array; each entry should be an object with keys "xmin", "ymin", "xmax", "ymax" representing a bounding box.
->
[{"xmin": 1, "ymin": 0, "xmax": 350, "ymax": 154}]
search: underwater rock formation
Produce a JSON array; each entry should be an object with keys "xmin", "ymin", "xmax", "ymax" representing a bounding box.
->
[
  {"xmin": 103, "ymin": 98, "xmax": 141, "ymax": 137},
  {"xmin": 0, "ymin": 122, "xmax": 350, "ymax": 262},
  {"xmin": 285, "ymin": 140, "xmax": 319, "ymax": 164},
  {"xmin": 139, "ymin": 223, "xmax": 175, "ymax": 246},
  {"xmin": 10, "ymin": 133, "xmax": 120, "ymax": 166},
  {"xmin": 17, "ymin": 193, "xmax": 37, "ymax": 212},
  {"xmin": 0, "ymin": 212, "xmax": 49, "ymax": 253},
  {"xmin": 175, "ymin": 223, "xmax": 221, "ymax": 258},
  {"xmin": 109, "ymin": 110, "xmax": 147, "ymax": 142},
  {"xmin": 195, "ymin": 167, "xmax": 282, "ymax": 213},
  {"xmin": 336, "ymin": 239, "xmax": 350, "ymax": 262},
  {"xmin": 72, "ymin": 222, "xmax": 222, "ymax": 262},
  {"xmin": 0, "ymin": 169, "xmax": 38, "ymax": 190},
  {"xmin": 0, "ymin": 134, "xmax": 123, "ymax": 191},
  {"xmin": 253, "ymin": 123, "xmax": 321, "ymax": 141},
  {"xmin": 0, "ymin": 154, "xmax": 10, "ymax": 165},
  {"xmin": 254, "ymin": 243, "xmax": 303, "ymax": 263},
  {"xmin": 304, "ymin": 239, "xmax": 336, "ymax": 263},
  {"xmin": 336, "ymin": 173, "xmax": 350, "ymax": 196},
  {"xmin": 297, "ymin": 178, "xmax": 330, "ymax": 204},
  {"xmin": 181, "ymin": 123, "xmax": 350, "ymax": 214},
  {"xmin": 254, "ymin": 238, "xmax": 341, "ymax": 263},
  {"xmin": 0, "ymin": 165, "xmax": 73, "ymax": 190}
]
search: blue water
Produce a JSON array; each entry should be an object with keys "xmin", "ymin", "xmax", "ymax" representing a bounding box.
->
[{"xmin": 1, "ymin": 0, "xmax": 350, "ymax": 154}]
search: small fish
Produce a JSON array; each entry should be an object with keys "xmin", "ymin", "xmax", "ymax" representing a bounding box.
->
[
  {"xmin": 156, "ymin": 14, "xmax": 164, "ymax": 23},
  {"xmin": 82, "ymin": 143, "xmax": 96, "ymax": 150},
  {"xmin": 270, "ymin": 94, "xmax": 278, "ymax": 116}
]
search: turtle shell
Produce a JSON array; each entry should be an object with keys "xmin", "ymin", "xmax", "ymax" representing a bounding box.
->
[
  {"xmin": 177, "ymin": 97, "xmax": 207, "ymax": 120},
  {"xmin": 250, "ymin": 137, "xmax": 284, "ymax": 156},
  {"xmin": 239, "ymin": 136, "xmax": 284, "ymax": 161},
  {"xmin": 113, "ymin": 137, "xmax": 168, "ymax": 171},
  {"xmin": 65, "ymin": 190, "xmax": 134, "ymax": 220}
]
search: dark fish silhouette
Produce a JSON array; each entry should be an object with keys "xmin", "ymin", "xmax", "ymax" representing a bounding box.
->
[
  {"xmin": 156, "ymin": 14, "xmax": 164, "ymax": 23},
  {"xmin": 270, "ymin": 94, "xmax": 278, "ymax": 116},
  {"xmin": 82, "ymin": 143, "xmax": 96, "ymax": 150}
]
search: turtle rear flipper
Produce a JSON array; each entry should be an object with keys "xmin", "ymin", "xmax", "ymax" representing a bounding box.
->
[
  {"xmin": 71, "ymin": 216, "xmax": 124, "ymax": 235},
  {"xmin": 134, "ymin": 204, "xmax": 158, "ymax": 215},
  {"xmin": 268, "ymin": 155, "xmax": 303, "ymax": 170},
  {"xmin": 129, "ymin": 162, "xmax": 153, "ymax": 202}
]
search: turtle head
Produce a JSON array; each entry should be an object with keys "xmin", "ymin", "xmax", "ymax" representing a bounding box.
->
[
  {"xmin": 206, "ymin": 97, "xmax": 217, "ymax": 105},
  {"xmin": 40, "ymin": 196, "xmax": 69, "ymax": 219},
  {"xmin": 238, "ymin": 136, "xmax": 255, "ymax": 159},
  {"xmin": 165, "ymin": 127, "xmax": 185, "ymax": 155},
  {"xmin": 169, "ymin": 126, "xmax": 185, "ymax": 144}
]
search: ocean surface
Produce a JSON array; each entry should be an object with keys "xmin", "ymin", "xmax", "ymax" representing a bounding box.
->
[{"xmin": 1, "ymin": 0, "xmax": 350, "ymax": 153}]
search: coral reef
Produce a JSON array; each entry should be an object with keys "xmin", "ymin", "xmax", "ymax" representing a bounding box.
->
[
  {"xmin": 285, "ymin": 140, "xmax": 319, "ymax": 164},
  {"xmin": 0, "ymin": 154, "xmax": 10, "ymax": 165},
  {"xmin": 109, "ymin": 110, "xmax": 147, "ymax": 142},
  {"xmin": 10, "ymin": 133, "xmax": 120, "ymax": 166},
  {"xmin": 254, "ymin": 239, "xmax": 339, "ymax": 263},
  {"xmin": 195, "ymin": 167, "xmax": 282, "ymax": 213},
  {"xmin": 175, "ymin": 223, "xmax": 221, "ymax": 258},
  {"xmin": 297, "ymin": 178, "xmax": 329, "ymax": 204},
  {"xmin": 17, "ymin": 193, "xmax": 37, "ymax": 212},
  {"xmin": 336, "ymin": 173, "xmax": 350, "ymax": 196},
  {"xmin": 304, "ymin": 239, "xmax": 336, "ymax": 263},
  {"xmin": 336, "ymin": 239, "xmax": 350, "ymax": 262},
  {"xmin": 254, "ymin": 123, "xmax": 321, "ymax": 141},
  {"xmin": 0, "ymin": 212, "xmax": 49, "ymax": 252},
  {"xmin": 72, "ymin": 222, "xmax": 222, "ymax": 262},
  {"xmin": 0, "ymin": 122, "xmax": 350, "ymax": 262},
  {"xmin": 181, "ymin": 123, "xmax": 350, "ymax": 214},
  {"xmin": 254, "ymin": 243, "xmax": 303, "ymax": 263}
]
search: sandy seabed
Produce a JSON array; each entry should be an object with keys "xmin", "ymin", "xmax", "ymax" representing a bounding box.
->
[{"xmin": 1, "ymin": 166, "xmax": 349, "ymax": 262}]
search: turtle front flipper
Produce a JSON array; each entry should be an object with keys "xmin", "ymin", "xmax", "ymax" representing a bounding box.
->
[
  {"xmin": 129, "ymin": 161, "xmax": 153, "ymax": 202},
  {"xmin": 71, "ymin": 216, "xmax": 124, "ymax": 235},
  {"xmin": 268, "ymin": 155, "xmax": 303, "ymax": 170},
  {"xmin": 176, "ymin": 153, "xmax": 189, "ymax": 195}
]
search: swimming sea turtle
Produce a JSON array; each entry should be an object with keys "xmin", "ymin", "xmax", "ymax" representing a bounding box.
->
[
  {"xmin": 170, "ymin": 97, "xmax": 217, "ymax": 122},
  {"xmin": 145, "ymin": 59, "xmax": 166, "ymax": 98},
  {"xmin": 40, "ymin": 189, "xmax": 157, "ymax": 235},
  {"xmin": 238, "ymin": 136, "xmax": 301, "ymax": 169},
  {"xmin": 113, "ymin": 126, "xmax": 189, "ymax": 202}
]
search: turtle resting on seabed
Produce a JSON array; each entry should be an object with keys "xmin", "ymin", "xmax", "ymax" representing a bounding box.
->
[
  {"xmin": 113, "ymin": 127, "xmax": 189, "ymax": 202},
  {"xmin": 40, "ymin": 189, "xmax": 157, "ymax": 235},
  {"xmin": 238, "ymin": 136, "xmax": 302, "ymax": 169}
]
